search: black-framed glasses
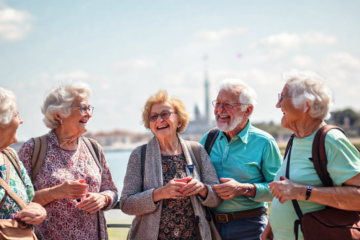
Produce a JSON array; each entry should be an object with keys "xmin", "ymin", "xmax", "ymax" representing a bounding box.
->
[
  {"xmin": 148, "ymin": 110, "xmax": 177, "ymax": 122},
  {"xmin": 212, "ymin": 100, "xmax": 248, "ymax": 110},
  {"xmin": 278, "ymin": 94, "xmax": 292, "ymax": 102},
  {"xmin": 71, "ymin": 105, "xmax": 94, "ymax": 115}
]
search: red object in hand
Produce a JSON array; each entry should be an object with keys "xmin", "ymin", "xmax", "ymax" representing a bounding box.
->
[{"xmin": 78, "ymin": 179, "xmax": 86, "ymax": 184}]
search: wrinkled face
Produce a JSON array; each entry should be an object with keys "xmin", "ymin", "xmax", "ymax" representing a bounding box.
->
[
  {"xmin": 149, "ymin": 102, "xmax": 181, "ymax": 140},
  {"xmin": 2, "ymin": 106, "xmax": 23, "ymax": 146},
  {"xmin": 61, "ymin": 98, "xmax": 92, "ymax": 135},
  {"xmin": 214, "ymin": 89, "xmax": 245, "ymax": 132},
  {"xmin": 276, "ymin": 85, "xmax": 302, "ymax": 129}
]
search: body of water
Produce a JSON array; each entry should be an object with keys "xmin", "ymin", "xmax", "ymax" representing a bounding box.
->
[{"xmin": 104, "ymin": 150, "xmax": 134, "ymax": 239}]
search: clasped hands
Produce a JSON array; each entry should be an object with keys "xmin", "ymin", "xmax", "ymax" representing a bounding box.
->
[
  {"xmin": 157, "ymin": 176, "xmax": 208, "ymax": 200},
  {"xmin": 16, "ymin": 202, "xmax": 47, "ymax": 226},
  {"xmin": 269, "ymin": 176, "xmax": 307, "ymax": 203}
]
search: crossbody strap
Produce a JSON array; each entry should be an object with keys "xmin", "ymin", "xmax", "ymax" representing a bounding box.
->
[
  {"xmin": 284, "ymin": 136, "xmax": 303, "ymax": 240},
  {"xmin": 0, "ymin": 157, "xmax": 27, "ymax": 210},
  {"xmin": 82, "ymin": 137, "xmax": 102, "ymax": 176},
  {"xmin": 140, "ymin": 144, "xmax": 147, "ymax": 191},
  {"xmin": 31, "ymin": 135, "xmax": 47, "ymax": 182}
]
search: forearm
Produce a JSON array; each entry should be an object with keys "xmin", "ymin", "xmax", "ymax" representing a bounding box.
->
[
  {"xmin": 99, "ymin": 189, "xmax": 118, "ymax": 210},
  {"xmin": 249, "ymin": 183, "xmax": 273, "ymax": 202},
  {"xmin": 33, "ymin": 187, "xmax": 59, "ymax": 206},
  {"xmin": 301, "ymin": 185, "xmax": 360, "ymax": 211},
  {"xmin": 120, "ymin": 189, "xmax": 159, "ymax": 215}
]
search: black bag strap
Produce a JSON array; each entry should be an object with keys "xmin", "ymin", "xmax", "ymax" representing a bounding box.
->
[
  {"xmin": 284, "ymin": 135, "xmax": 303, "ymax": 240},
  {"xmin": 140, "ymin": 144, "xmax": 147, "ymax": 191},
  {"xmin": 31, "ymin": 135, "xmax": 47, "ymax": 182},
  {"xmin": 204, "ymin": 128, "xmax": 220, "ymax": 155}
]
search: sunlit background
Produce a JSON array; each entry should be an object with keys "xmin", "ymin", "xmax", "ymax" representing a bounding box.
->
[{"xmin": 0, "ymin": 0, "xmax": 359, "ymax": 138}]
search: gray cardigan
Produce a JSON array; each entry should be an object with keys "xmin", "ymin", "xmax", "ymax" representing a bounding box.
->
[{"xmin": 120, "ymin": 136, "xmax": 222, "ymax": 240}]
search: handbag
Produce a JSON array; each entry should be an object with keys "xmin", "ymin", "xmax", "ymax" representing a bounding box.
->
[
  {"xmin": 0, "ymin": 153, "xmax": 38, "ymax": 240},
  {"xmin": 284, "ymin": 125, "xmax": 360, "ymax": 240},
  {"xmin": 186, "ymin": 141, "xmax": 222, "ymax": 240}
]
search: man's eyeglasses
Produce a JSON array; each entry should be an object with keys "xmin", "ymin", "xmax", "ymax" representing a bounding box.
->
[
  {"xmin": 212, "ymin": 100, "xmax": 248, "ymax": 110},
  {"xmin": 148, "ymin": 110, "xmax": 177, "ymax": 122},
  {"xmin": 278, "ymin": 94, "xmax": 292, "ymax": 102},
  {"xmin": 71, "ymin": 105, "xmax": 94, "ymax": 115}
]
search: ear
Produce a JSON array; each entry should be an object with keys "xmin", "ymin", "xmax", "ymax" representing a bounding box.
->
[
  {"xmin": 244, "ymin": 105, "xmax": 253, "ymax": 118},
  {"xmin": 305, "ymin": 102, "xmax": 311, "ymax": 113},
  {"xmin": 54, "ymin": 112, "xmax": 63, "ymax": 124},
  {"xmin": 177, "ymin": 121, "xmax": 182, "ymax": 130}
]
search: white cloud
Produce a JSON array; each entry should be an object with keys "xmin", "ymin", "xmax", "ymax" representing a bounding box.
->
[
  {"xmin": 53, "ymin": 70, "xmax": 90, "ymax": 81},
  {"xmin": 112, "ymin": 60, "xmax": 155, "ymax": 70},
  {"xmin": 248, "ymin": 31, "xmax": 337, "ymax": 61},
  {"xmin": 194, "ymin": 27, "xmax": 248, "ymax": 41},
  {"xmin": 0, "ymin": 6, "xmax": 32, "ymax": 43},
  {"xmin": 290, "ymin": 55, "xmax": 317, "ymax": 69}
]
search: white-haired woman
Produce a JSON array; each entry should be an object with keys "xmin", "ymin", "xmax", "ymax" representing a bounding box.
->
[
  {"xmin": 18, "ymin": 81, "xmax": 118, "ymax": 240},
  {"xmin": 261, "ymin": 70, "xmax": 360, "ymax": 240},
  {"xmin": 0, "ymin": 88, "xmax": 46, "ymax": 232}
]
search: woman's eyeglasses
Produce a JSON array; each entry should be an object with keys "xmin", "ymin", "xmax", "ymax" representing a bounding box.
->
[
  {"xmin": 71, "ymin": 105, "xmax": 94, "ymax": 115},
  {"xmin": 278, "ymin": 94, "xmax": 292, "ymax": 102},
  {"xmin": 148, "ymin": 110, "xmax": 177, "ymax": 122}
]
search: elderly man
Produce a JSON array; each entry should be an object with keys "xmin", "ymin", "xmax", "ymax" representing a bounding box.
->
[{"xmin": 199, "ymin": 79, "xmax": 282, "ymax": 240}]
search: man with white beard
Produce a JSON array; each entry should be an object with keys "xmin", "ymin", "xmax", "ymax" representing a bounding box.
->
[{"xmin": 199, "ymin": 79, "xmax": 282, "ymax": 240}]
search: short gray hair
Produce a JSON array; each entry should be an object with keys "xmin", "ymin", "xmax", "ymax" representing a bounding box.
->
[
  {"xmin": 41, "ymin": 80, "xmax": 92, "ymax": 129},
  {"xmin": 0, "ymin": 88, "xmax": 17, "ymax": 125},
  {"xmin": 217, "ymin": 78, "xmax": 258, "ymax": 117},
  {"xmin": 283, "ymin": 69, "xmax": 332, "ymax": 120}
]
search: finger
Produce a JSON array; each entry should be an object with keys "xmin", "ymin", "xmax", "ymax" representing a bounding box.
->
[
  {"xmin": 219, "ymin": 178, "xmax": 232, "ymax": 183},
  {"xmin": 179, "ymin": 181, "xmax": 196, "ymax": 193},
  {"xmin": 182, "ymin": 184, "xmax": 200, "ymax": 195},
  {"xmin": 17, "ymin": 211, "xmax": 36, "ymax": 219},
  {"xmin": 79, "ymin": 201, "xmax": 99, "ymax": 211},
  {"xmin": 280, "ymin": 176, "xmax": 287, "ymax": 181},
  {"xmin": 174, "ymin": 176, "xmax": 192, "ymax": 183}
]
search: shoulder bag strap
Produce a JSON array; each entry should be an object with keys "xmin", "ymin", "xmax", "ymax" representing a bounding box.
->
[
  {"xmin": 0, "ymin": 152, "xmax": 10, "ymax": 210},
  {"xmin": 2, "ymin": 150, "xmax": 25, "ymax": 187},
  {"xmin": 284, "ymin": 136, "xmax": 304, "ymax": 240},
  {"xmin": 31, "ymin": 135, "xmax": 47, "ymax": 182},
  {"xmin": 82, "ymin": 137, "xmax": 102, "ymax": 176},
  {"xmin": 311, "ymin": 125, "xmax": 346, "ymax": 187},
  {"xmin": 204, "ymin": 128, "xmax": 220, "ymax": 155},
  {"xmin": 0, "ymin": 157, "xmax": 27, "ymax": 210},
  {"xmin": 185, "ymin": 141, "xmax": 202, "ymax": 175},
  {"xmin": 140, "ymin": 144, "xmax": 147, "ymax": 191}
]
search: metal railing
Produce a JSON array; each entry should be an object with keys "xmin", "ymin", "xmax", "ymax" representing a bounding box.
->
[{"xmin": 106, "ymin": 200, "xmax": 131, "ymax": 229}]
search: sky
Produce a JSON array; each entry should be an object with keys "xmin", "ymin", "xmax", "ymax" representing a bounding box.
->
[{"xmin": 1, "ymin": 0, "xmax": 360, "ymax": 141}]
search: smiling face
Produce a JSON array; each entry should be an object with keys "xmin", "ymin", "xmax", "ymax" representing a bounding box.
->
[
  {"xmin": 276, "ymin": 85, "xmax": 303, "ymax": 129},
  {"xmin": 60, "ymin": 98, "xmax": 92, "ymax": 136},
  {"xmin": 214, "ymin": 89, "xmax": 246, "ymax": 133},
  {"xmin": 1, "ymin": 106, "xmax": 23, "ymax": 147},
  {"xmin": 149, "ymin": 102, "xmax": 181, "ymax": 140}
]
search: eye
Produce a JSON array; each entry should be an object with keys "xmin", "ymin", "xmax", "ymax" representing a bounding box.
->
[
  {"xmin": 80, "ymin": 105, "xmax": 87, "ymax": 111},
  {"xmin": 160, "ymin": 111, "xmax": 170, "ymax": 119}
]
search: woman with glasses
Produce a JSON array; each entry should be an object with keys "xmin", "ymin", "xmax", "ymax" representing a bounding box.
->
[
  {"xmin": 261, "ymin": 70, "xmax": 360, "ymax": 240},
  {"xmin": 120, "ymin": 90, "xmax": 222, "ymax": 240},
  {"xmin": 18, "ymin": 81, "xmax": 118, "ymax": 240}
]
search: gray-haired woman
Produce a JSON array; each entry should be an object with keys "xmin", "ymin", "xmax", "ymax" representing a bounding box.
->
[
  {"xmin": 261, "ymin": 70, "xmax": 360, "ymax": 240},
  {"xmin": 18, "ymin": 81, "xmax": 118, "ymax": 240},
  {"xmin": 0, "ymin": 87, "xmax": 46, "ymax": 231}
]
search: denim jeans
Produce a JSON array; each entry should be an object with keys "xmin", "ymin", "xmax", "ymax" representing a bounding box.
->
[{"xmin": 214, "ymin": 214, "xmax": 268, "ymax": 240}]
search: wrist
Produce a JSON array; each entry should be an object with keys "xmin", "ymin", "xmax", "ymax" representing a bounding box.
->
[
  {"xmin": 48, "ymin": 186, "xmax": 59, "ymax": 200},
  {"xmin": 298, "ymin": 185, "xmax": 308, "ymax": 200},
  {"xmin": 199, "ymin": 184, "xmax": 208, "ymax": 198}
]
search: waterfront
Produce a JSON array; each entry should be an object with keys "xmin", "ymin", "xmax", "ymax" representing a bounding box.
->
[{"xmin": 104, "ymin": 150, "xmax": 134, "ymax": 240}]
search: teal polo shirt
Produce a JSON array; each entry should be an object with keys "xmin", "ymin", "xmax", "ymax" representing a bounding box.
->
[{"xmin": 199, "ymin": 121, "xmax": 282, "ymax": 213}]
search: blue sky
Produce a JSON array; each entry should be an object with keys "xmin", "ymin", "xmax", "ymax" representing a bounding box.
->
[{"xmin": 1, "ymin": 0, "xmax": 360, "ymax": 140}]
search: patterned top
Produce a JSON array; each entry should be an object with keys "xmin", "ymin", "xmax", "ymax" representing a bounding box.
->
[
  {"xmin": 158, "ymin": 153, "xmax": 198, "ymax": 240},
  {"xmin": 0, "ymin": 148, "xmax": 34, "ymax": 219},
  {"xmin": 18, "ymin": 130, "xmax": 118, "ymax": 240}
]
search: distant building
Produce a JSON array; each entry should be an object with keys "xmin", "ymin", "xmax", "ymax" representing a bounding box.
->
[{"xmin": 182, "ymin": 67, "xmax": 215, "ymax": 141}]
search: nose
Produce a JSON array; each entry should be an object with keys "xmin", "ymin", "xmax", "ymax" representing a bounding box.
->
[
  {"xmin": 156, "ymin": 115, "xmax": 164, "ymax": 122},
  {"xmin": 276, "ymin": 99, "xmax": 281, "ymax": 108},
  {"xmin": 19, "ymin": 116, "xmax": 23, "ymax": 124}
]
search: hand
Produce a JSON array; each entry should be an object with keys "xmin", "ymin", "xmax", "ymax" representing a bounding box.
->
[
  {"xmin": 269, "ymin": 176, "xmax": 306, "ymax": 203},
  {"xmin": 153, "ymin": 179, "xmax": 188, "ymax": 201},
  {"xmin": 212, "ymin": 178, "xmax": 248, "ymax": 200},
  {"xmin": 77, "ymin": 193, "xmax": 107, "ymax": 214},
  {"xmin": 178, "ymin": 177, "xmax": 208, "ymax": 198},
  {"xmin": 261, "ymin": 223, "xmax": 274, "ymax": 240},
  {"xmin": 16, "ymin": 202, "xmax": 47, "ymax": 226},
  {"xmin": 51, "ymin": 180, "xmax": 88, "ymax": 200}
]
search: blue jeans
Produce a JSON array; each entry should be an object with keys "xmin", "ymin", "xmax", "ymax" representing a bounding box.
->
[{"xmin": 215, "ymin": 214, "xmax": 268, "ymax": 240}]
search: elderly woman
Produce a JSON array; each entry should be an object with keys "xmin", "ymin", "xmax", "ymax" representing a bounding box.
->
[
  {"xmin": 261, "ymin": 70, "xmax": 360, "ymax": 240},
  {"xmin": 18, "ymin": 81, "xmax": 118, "ymax": 240},
  {"xmin": 120, "ymin": 90, "xmax": 222, "ymax": 240},
  {"xmin": 0, "ymin": 88, "xmax": 46, "ymax": 233}
]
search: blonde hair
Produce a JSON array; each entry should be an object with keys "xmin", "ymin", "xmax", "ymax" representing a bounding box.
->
[{"xmin": 142, "ymin": 90, "xmax": 189, "ymax": 133}]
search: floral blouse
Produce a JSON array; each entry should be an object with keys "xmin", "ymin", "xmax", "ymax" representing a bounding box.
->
[
  {"xmin": 18, "ymin": 130, "xmax": 118, "ymax": 240},
  {"xmin": 158, "ymin": 153, "xmax": 198, "ymax": 240},
  {"xmin": 0, "ymin": 148, "xmax": 34, "ymax": 219}
]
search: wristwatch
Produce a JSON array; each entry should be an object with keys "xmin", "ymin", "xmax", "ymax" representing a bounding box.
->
[
  {"xmin": 305, "ymin": 185, "xmax": 312, "ymax": 200},
  {"xmin": 243, "ymin": 185, "xmax": 252, "ymax": 195}
]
